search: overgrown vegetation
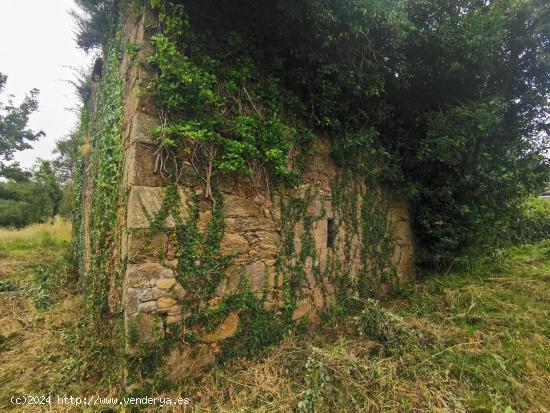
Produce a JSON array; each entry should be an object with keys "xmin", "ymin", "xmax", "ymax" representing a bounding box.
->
[
  {"xmin": 506, "ymin": 197, "xmax": 550, "ymax": 245},
  {"xmin": 146, "ymin": 1, "xmax": 313, "ymax": 199},
  {"xmin": 47, "ymin": 0, "xmax": 550, "ymax": 406},
  {"xmin": 0, "ymin": 221, "xmax": 124, "ymax": 409},
  {"xmin": 0, "ymin": 217, "xmax": 71, "ymax": 252},
  {"xmin": 72, "ymin": 37, "xmax": 124, "ymax": 327},
  {"xmin": 133, "ymin": 0, "xmax": 550, "ymax": 267},
  {"xmin": 2, "ymin": 221, "xmax": 548, "ymax": 411},
  {"xmin": 187, "ymin": 241, "xmax": 550, "ymax": 412}
]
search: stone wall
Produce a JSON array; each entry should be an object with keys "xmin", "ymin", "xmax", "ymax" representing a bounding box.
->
[{"xmin": 82, "ymin": 8, "xmax": 415, "ymax": 382}]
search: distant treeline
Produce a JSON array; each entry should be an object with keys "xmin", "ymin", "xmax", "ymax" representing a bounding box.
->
[{"xmin": 0, "ymin": 160, "xmax": 69, "ymax": 228}]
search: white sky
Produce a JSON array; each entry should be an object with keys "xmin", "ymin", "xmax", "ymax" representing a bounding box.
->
[{"xmin": 0, "ymin": 0, "xmax": 92, "ymax": 169}]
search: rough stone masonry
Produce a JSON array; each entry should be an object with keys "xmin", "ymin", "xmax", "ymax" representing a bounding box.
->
[{"xmin": 81, "ymin": 8, "xmax": 415, "ymax": 380}]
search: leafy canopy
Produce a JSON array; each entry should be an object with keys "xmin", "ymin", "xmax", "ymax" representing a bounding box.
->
[{"xmin": 0, "ymin": 73, "xmax": 44, "ymax": 168}]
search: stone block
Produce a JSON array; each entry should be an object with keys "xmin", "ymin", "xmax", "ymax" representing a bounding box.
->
[
  {"xmin": 198, "ymin": 210, "xmax": 212, "ymax": 232},
  {"xmin": 167, "ymin": 314, "xmax": 182, "ymax": 324},
  {"xmin": 389, "ymin": 200, "xmax": 410, "ymax": 222},
  {"xmin": 246, "ymin": 261, "xmax": 266, "ymax": 292},
  {"xmin": 199, "ymin": 312, "xmax": 240, "ymax": 343},
  {"xmin": 313, "ymin": 287, "xmax": 324, "ymax": 310},
  {"xmin": 164, "ymin": 344, "xmax": 216, "ymax": 379},
  {"xmin": 220, "ymin": 232, "xmax": 249, "ymax": 255},
  {"xmin": 139, "ymin": 288, "xmax": 165, "ymax": 302},
  {"xmin": 292, "ymin": 298, "xmax": 312, "ymax": 321},
  {"xmin": 127, "ymin": 230, "xmax": 167, "ymax": 264},
  {"xmin": 312, "ymin": 219, "xmax": 328, "ymax": 271},
  {"xmin": 156, "ymin": 278, "xmax": 176, "ymax": 290},
  {"xmin": 127, "ymin": 186, "xmax": 189, "ymax": 229},
  {"xmin": 129, "ymin": 112, "xmax": 159, "ymax": 145},
  {"xmin": 304, "ymin": 257, "xmax": 315, "ymax": 288},
  {"xmin": 125, "ymin": 288, "xmax": 140, "ymax": 315},
  {"xmin": 124, "ymin": 142, "xmax": 163, "ymax": 187},
  {"xmin": 225, "ymin": 216, "xmax": 276, "ymax": 233},
  {"xmin": 256, "ymin": 231, "xmax": 279, "ymax": 252},
  {"xmin": 138, "ymin": 301, "xmax": 157, "ymax": 313},
  {"xmin": 396, "ymin": 245, "xmax": 414, "ymax": 283},
  {"xmin": 126, "ymin": 263, "xmax": 174, "ymax": 288},
  {"xmin": 157, "ymin": 297, "xmax": 177, "ymax": 310},
  {"xmin": 392, "ymin": 219, "xmax": 412, "ymax": 247},
  {"xmin": 215, "ymin": 266, "xmax": 243, "ymax": 296},
  {"xmin": 223, "ymin": 195, "xmax": 259, "ymax": 218}
]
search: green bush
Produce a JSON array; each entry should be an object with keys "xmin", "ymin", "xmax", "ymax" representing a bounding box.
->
[{"xmin": 506, "ymin": 198, "xmax": 550, "ymax": 245}]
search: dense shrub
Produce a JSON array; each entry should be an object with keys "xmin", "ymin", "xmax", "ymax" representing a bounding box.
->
[
  {"xmin": 506, "ymin": 198, "xmax": 550, "ymax": 245},
  {"xmin": 74, "ymin": 0, "xmax": 550, "ymax": 268}
]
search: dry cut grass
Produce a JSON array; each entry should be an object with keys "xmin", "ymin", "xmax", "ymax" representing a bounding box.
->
[
  {"xmin": 181, "ymin": 241, "xmax": 550, "ymax": 413},
  {"xmin": 0, "ymin": 233, "xmax": 548, "ymax": 412}
]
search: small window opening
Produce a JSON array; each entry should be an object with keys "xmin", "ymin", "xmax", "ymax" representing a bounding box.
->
[{"xmin": 327, "ymin": 219, "xmax": 336, "ymax": 248}]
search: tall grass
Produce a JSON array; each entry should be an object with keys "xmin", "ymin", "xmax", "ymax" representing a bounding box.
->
[{"xmin": 0, "ymin": 217, "xmax": 71, "ymax": 252}]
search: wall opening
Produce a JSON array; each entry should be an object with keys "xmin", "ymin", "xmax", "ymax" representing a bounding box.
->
[{"xmin": 327, "ymin": 218, "xmax": 336, "ymax": 248}]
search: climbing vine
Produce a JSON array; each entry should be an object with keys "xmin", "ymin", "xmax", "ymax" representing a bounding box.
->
[
  {"xmin": 328, "ymin": 171, "xmax": 398, "ymax": 310},
  {"xmin": 82, "ymin": 38, "xmax": 125, "ymax": 326},
  {"xmin": 358, "ymin": 188, "xmax": 397, "ymax": 296},
  {"xmin": 71, "ymin": 0, "xmax": 405, "ymax": 378},
  {"xmin": 146, "ymin": 1, "xmax": 312, "ymax": 199},
  {"xmin": 71, "ymin": 106, "xmax": 89, "ymax": 280},
  {"xmin": 174, "ymin": 189, "xmax": 229, "ymax": 312}
]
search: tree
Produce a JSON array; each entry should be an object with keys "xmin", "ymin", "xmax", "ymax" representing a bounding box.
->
[
  {"xmin": 0, "ymin": 161, "xmax": 63, "ymax": 228},
  {"xmin": 52, "ymin": 132, "xmax": 81, "ymax": 183},
  {"xmin": 0, "ymin": 72, "xmax": 44, "ymax": 169},
  {"xmin": 33, "ymin": 160, "xmax": 63, "ymax": 218},
  {"xmin": 379, "ymin": 0, "xmax": 550, "ymax": 265},
  {"xmin": 0, "ymin": 162, "xmax": 32, "ymax": 182},
  {"xmin": 71, "ymin": 0, "xmax": 118, "ymax": 52}
]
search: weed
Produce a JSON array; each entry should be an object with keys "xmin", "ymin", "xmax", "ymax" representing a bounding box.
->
[
  {"xmin": 29, "ymin": 256, "xmax": 72, "ymax": 310},
  {"xmin": 1, "ymin": 231, "xmax": 548, "ymax": 412},
  {"xmin": 298, "ymin": 356, "xmax": 332, "ymax": 412},
  {"xmin": 0, "ymin": 333, "xmax": 18, "ymax": 352},
  {"xmin": 0, "ymin": 279, "xmax": 19, "ymax": 293}
]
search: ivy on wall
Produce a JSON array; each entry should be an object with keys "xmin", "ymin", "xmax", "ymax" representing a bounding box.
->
[
  {"xmin": 71, "ymin": 0, "xmax": 403, "ymax": 380},
  {"xmin": 73, "ymin": 38, "xmax": 125, "ymax": 326},
  {"xmin": 146, "ymin": 1, "xmax": 313, "ymax": 198},
  {"xmin": 329, "ymin": 172, "xmax": 398, "ymax": 312},
  {"xmin": 71, "ymin": 108, "xmax": 88, "ymax": 280}
]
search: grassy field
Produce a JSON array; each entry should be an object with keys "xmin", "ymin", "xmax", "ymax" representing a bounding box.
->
[
  {"xmin": 0, "ymin": 222, "xmax": 548, "ymax": 412},
  {"xmin": 0, "ymin": 217, "xmax": 71, "ymax": 253},
  {"xmin": 0, "ymin": 219, "xmax": 76, "ymax": 413}
]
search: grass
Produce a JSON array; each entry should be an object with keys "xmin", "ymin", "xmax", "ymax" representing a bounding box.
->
[
  {"xmin": 0, "ymin": 222, "xmax": 548, "ymax": 412},
  {"xmin": 0, "ymin": 217, "xmax": 71, "ymax": 253},
  {"xmin": 0, "ymin": 219, "xmax": 82, "ymax": 412},
  {"xmin": 186, "ymin": 242, "xmax": 550, "ymax": 412}
]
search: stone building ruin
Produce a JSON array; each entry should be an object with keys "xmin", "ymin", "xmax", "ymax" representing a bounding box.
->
[{"xmin": 77, "ymin": 6, "xmax": 415, "ymax": 384}]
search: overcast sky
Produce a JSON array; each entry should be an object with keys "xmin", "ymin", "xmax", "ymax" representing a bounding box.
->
[{"xmin": 0, "ymin": 0, "xmax": 92, "ymax": 169}]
